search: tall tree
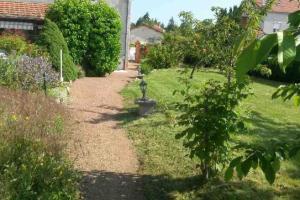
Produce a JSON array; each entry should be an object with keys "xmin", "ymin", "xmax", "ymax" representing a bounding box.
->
[{"xmin": 166, "ymin": 17, "xmax": 177, "ymax": 32}]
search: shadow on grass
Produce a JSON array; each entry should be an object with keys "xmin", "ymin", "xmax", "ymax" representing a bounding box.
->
[
  {"xmin": 242, "ymin": 111, "xmax": 300, "ymax": 145},
  {"xmin": 79, "ymin": 170, "xmax": 300, "ymax": 200}
]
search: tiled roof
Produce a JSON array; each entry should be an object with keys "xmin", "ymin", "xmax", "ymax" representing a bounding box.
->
[
  {"xmin": 0, "ymin": 1, "xmax": 49, "ymax": 20},
  {"xmin": 133, "ymin": 24, "xmax": 165, "ymax": 33},
  {"xmin": 257, "ymin": 0, "xmax": 300, "ymax": 13}
]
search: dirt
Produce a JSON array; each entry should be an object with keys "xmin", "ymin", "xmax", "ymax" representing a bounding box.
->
[{"xmin": 67, "ymin": 65, "xmax": 144, "ymax": 200}]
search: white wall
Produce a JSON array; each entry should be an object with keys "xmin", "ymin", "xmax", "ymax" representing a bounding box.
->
[
  {"xmin": 262, "ymin": 12, "xmax": 289, "ymax": 34},
  {"xmin": 130, "ymin": 26, "xmax": 163, "ymax": 44},
  {"xmin": 105, "ymin": 0, "xmax": 131, "ymax": 70}
]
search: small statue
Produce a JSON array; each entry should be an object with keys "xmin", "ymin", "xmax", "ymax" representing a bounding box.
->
[{"xmin": 139, "ymin": 79, "xmax": 147, "ymax": 100}]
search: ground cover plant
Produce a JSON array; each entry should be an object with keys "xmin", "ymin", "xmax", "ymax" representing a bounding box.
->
[
  {"xmin": 0, "ymin": 87, "xmax": 80, "ymax": 199},
  {"xmin": 122, "ymin": 69, "xmax": 300, "ymax": 200}
]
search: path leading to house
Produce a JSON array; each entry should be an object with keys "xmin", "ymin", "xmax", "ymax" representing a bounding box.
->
[{"xmin": 67, "ymin": 65, "xmax": 144, "ymax": 200}]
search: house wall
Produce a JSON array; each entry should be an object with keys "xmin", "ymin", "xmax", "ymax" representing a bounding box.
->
[
  {"xmin": 130, "ymin": 26, "xmax": 163, "ymax": 44},
  {"xmin": 262, "ymin": 12, "xmax": 289, "ymax": 34},
  {"xmin": 105, "ymin": 0, "xmax": 131, "ymax": 70}
]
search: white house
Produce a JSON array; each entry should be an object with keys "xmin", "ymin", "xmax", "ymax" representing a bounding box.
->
[
  {"xmin": 257, "ymin": 0, "xmax": 299, "ymax": 34},
  {"xmin": 130, "ymin": 25, "xmax": 164, "ymax": 45}
]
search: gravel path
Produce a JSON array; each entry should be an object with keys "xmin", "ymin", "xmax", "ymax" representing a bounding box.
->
[{"xmin": 68, "ymin": 66, "xmax": 144, "ymax": 200}]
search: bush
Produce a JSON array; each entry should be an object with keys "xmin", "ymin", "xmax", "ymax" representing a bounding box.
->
[
  {"xmin": 0, "ymin": 87, "xmax": 79, "ymax": 199},
  {"xmin": 47, "ymin": 0, "xmax": 121, "ymax": 76},
  {"xmin": 0, "ymin": 139, "xmax": 79, "ymax": 200},
  {"xmin": 140, "ymin": 60, "xmax": 153, "ymax": 75},
  {"xmin": 39, "ymin": 19, "xmax": 78, "ymax": 81},
  {"xmin": 143, "ymin": 43, "xmax": 181, "ymax": 70},
  {"xmin": 0, "ymin": 56, "xmax": 59, "ymax": 91},
  {"xmin": 85, "ymin": 2, "xmax": 121, "ymax": 75},
  {"xmin": 0, "ymin": 34, "xmax": 46, "ymax": 57}
]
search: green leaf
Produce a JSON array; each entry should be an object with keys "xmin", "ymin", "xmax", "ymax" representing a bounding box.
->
[
  {"xmin": 259, "ymin": 156, "xmax": 276, "ymax": 184},
  {"xmin": 229, "ymin": 156, "xmax": 243, "ymax": 168},
  {"xmin": 236, "ymin": 34, "xmax": 277, "ymax": 81},
  {"xmin": 236, "ymin": 163, "xmax": 244, "ymax": 180},
  {"xmin": 294, "ymin": 37, "xmax": 300, "ymax": 62},
  {"xmin": 272, "ymin": 158, "xmax": 281, "ymax": 172},
  {"xmin": 236, "ymin": 40, "xmax": 260, "ymax": 81},
  {"xmin": 241, "ymin": 156, "xmax": 253, "ymax": 176},
  {"xmin": 277, "ymin": 31, "xmax": 296, "ymax": 72},
  {"xmin": 288, "ymin": 11, "xmax": 300, "ymax": 28},
  {"xmin": 225, "ymin": 167, "xmax": 234, "ymax": 182}
]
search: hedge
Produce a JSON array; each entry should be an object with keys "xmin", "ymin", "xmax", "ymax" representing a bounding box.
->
[
  {"xmin": 47, "ymin": 0, "xmax": 122, "ymax": 76},
  {"xmin": 39, "ymin": 19, "xmax": 78, "ymax": 81}
]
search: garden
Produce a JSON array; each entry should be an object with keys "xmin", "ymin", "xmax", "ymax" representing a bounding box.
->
[
  {"xmin": 121, "ymin": 0, "xmax": 300, "ymax": 199},
  {"xmin": 0, "ymin": 0, "xmax": 121, "ymax": 199}
]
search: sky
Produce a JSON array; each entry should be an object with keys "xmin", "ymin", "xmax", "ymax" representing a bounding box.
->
[{"xmin": 132, "ymin": 0, "xmax": 243, "ymax": 25}]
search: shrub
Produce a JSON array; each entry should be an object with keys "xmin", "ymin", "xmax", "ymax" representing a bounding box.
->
[
  {"xmin": 0, "ymin": 56, "xmax": 59, "ymax": 91},
  {"xmin": 47, "ymin": 0, "xmax": 91, "ymax": 64},
  {"xmin": 0, "ymin": 83, "xmax": 79, "ymax": 199},
  {"xmin": 17, "ymin": 56, "xmax": 59, "ymax": 90},
  {"xmin": 39, "ymin": 19, "xmax": 78, "ymax": 81},
  {"xmin": 140, "ymin": 60, "xmax": 153, "ymax": 75},
  {"xmin": 0, "ymin": 34, "xmax": 46, "ymax": 57},
  {"xmin": 85, "ymin": 1, "xmax": 121, "ymax": 75},
  {"xmin": 47, "ymin": 0, "xmax": 122, "ymax": 76},
  {"xmin": 0, "ymin": 35, "xmax": 27, "ymax": 55},
  {"xmin": 0, "ymin": 139, "xmax": 79, "ymax": 200},
  {"xmin": 0, "ymin": 59, "xmax": 18, "ymax": 88},
  {"xmin": 176, "ymin": 80, "xmax": 248, "ymax": 179},
  {"xmin": 143, "ymin": 43, "xmax": 181, "ymax": 70}
]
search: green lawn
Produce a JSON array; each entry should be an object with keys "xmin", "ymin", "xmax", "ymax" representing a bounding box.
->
[{"xmin": 121, "ymin": 69, "xmax": 300, "ymax": 200}]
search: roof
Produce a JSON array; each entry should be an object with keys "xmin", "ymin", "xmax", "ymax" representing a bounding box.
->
[
  {"xmin": 0, "ymin": 1, "xmax": 49, "ymax": 21},
  {"xmin": 257, "ymin": 0, "xmax": 300, "ymax": 13},
  {"xmin": 132, "ymin": 24, "xmax": 165, "ymax": 34}
]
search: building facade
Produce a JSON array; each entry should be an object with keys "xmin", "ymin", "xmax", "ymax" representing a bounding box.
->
[
  {"xmin": 130, "ymin": 25, "xmax": 164, "ymax": 45},
  {"xmin": 0, "ymin": 0, "xmax": 131, "ymax": 70},
  {"xmin": 257, "ymin": 0, "xmax": 299, "ymax": 34}
]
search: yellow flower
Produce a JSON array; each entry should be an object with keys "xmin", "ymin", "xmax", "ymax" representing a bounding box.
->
[
  {"xmin": 25, "ymin": 116, "xmax": 30, "ymax": 121},
  {"xmin": 11, "ymin": 115, "xmax": 17, "ymax": 121}
]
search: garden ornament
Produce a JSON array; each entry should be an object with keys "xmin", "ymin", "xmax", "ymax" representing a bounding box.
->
[{"xmin": 139, "ymin": 79, "xmax": 147, "ymax": 100}]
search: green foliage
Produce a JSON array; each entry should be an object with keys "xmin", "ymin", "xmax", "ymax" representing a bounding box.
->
[
  {"xmin": 143, "ymin": 39, "xmax": 182, "ymax": 70},
  {"xmin": 47, "ymin": 0, "xmax": 122, "ymax": 76},
  {"xmin": 39, "ymin": 19, "xmax": 78, "ymax": 81},
  {"xmin": 47, "ymin": 0, "xmax": 91, "ymax": 64},
  {"xmin": 0, "ymin": 59, "xmax": 18, "ymax": 88},
  {"xmin": 176, "ymin": 79, "xmax": 248, "ymax": 179},
  {"xmin": 143, "ymin": 44, "xmax": 179, "ymax": 69},
  {"xmin": 272, "ymin": 84, "xmax": 300, "ymax": 106},
  {"xmin": 0, "ymin": 87, "xmax": 79, "ymax": 199},
  {"xmin": 0, "ymin": 35, "xmax": 46, "ymax": 57},
  {"xmin": 0, "ymin": 35, "xmax": 27, "ymax": 55},
  {"xmin": 0, "ymin": 139, "xmax": 79, "ymax": 200},
  {"xmin": 231, "ymin": 8, "xmax": 300, "ymax": 185},
  {"xmin": 134, "ymin": 12, "xmax": 163, "ymax": 27},
  {"xmin": 85, "ymin": 1, "xmax": 121, "ymax": 75},
  {"xmin": 140, "ymin": 60, "xmax": 153, "ymax": 75}
]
